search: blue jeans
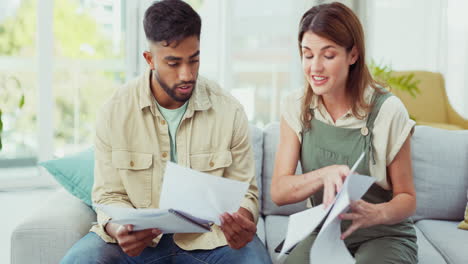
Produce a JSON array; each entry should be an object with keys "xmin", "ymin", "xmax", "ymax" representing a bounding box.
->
[{"xmin": 61, "ymin": 232, "xmax": 272, "ymax": 264}]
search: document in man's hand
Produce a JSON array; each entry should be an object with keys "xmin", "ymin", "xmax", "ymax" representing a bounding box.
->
[
  {"xmin": 94, "ymin": 161, "xmax": 249, "ymax": 233},
  {"xmin": 94, "ymin": 204, "xmax": 213, "ymax": 233}
]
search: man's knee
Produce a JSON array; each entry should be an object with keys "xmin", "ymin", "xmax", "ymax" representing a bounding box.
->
[
  {"xmin": 236, "ymin": 236, "xmax": 272, "ymax": 264},
  {"xmin": 60, "ymin": 233, "xmax": 125, "ymax": 264}
]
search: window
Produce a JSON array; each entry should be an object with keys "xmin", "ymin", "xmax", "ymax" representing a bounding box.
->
[
  {"xmin": 185, "ymin": 0, "xmax": 318, "ymax": 127},
  {"xmin": 52, "ymin": 0, "xmax": 127, "ymax": 157},
  {"xmin": 366, "ymin": 0, "xmax": 468, "ymax": 118},
  {"xmin": 0, "ymin": 0, "xmax": 38, "ymax": 167},
  {"xmin": 0, "ymin": 0, "xmax": 138, "ymax": 175}
]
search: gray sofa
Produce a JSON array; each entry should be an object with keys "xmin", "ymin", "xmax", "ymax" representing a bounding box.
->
[{"xmin": 11, "ymin": 124, "xmax": 468, "ymax": 264}]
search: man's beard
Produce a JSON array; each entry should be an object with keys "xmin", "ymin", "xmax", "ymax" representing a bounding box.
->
[{"xmin": 154, "ymin": 70, "xmax": 196, "ymax": 103}]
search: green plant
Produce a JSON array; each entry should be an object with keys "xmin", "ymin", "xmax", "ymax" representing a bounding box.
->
[
  {"xmin": 369, "ymin": 60, "xmax": 421, "ymax": 98},
  {"xmin": 0, "ymin": 75, "xmax": 25, "ymax": 151}
]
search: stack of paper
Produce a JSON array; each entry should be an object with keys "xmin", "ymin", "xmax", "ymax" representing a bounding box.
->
[
  {"xmin": 278, "ymin": 152, "xmax": 375, "ymax": 264},
  {"xmin": 94, "ymin": 162, "xmax": 249, "ymax": 233}
]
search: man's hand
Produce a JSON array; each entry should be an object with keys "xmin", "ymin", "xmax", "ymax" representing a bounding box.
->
[
  {"xmin": 220, "ymin": 207, "xmax": 257, "ymax": 249},
  {"xmin": 105, "ymin": 223, "xmax": 161, "ymax": 257}
]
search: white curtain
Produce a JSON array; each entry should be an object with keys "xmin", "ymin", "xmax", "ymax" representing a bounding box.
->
[
  {"xmin": 138, "ymin": 0, "xmax": 320, "ymax": 126},
  {"xmin": 445, "ymin": 0, "xmax": 468, "ymax": 119},
  {"xmin": 365, "ymin": 0, "xmax": 468, "ymax": 118}
]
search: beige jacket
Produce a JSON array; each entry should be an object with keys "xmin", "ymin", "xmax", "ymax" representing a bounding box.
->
[{"xmin": 90, "ymin": 69, "xmax": 259, "ymax": 250}]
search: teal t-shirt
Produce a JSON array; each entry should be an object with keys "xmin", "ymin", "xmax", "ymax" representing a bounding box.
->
[{"xmin": 155, "ymin": 100, "xmax": 188, "ymax": 163}]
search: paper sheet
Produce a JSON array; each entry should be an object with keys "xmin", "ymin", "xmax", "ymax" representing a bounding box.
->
[
  {"xmin": 277, "ymin": 204, "xmax": 331, "ymax": 260},
  {"xmin": 309, "ymin": 173, "xmax": 375, "ymax": 264},
  {"xmin": 95, "ymin": 162, "xmax": 249, "ymax": 231},
  {"xmin": 277, "ymin": 152, "xmax": 376, "ymax": 263},
  {"xmin": 159, "ymin": 162, "xmax": 249, "ymax": 225},
  {"xmin": 94, "ymin": 204, "xmax": 210, "ymax": 233}
]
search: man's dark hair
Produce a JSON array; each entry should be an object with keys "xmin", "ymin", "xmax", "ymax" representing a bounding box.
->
[{"xmin": 144, "ymin": 0, "xmax": 201, "ymax": 46}]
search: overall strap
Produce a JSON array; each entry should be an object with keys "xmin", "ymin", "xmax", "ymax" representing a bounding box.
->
[{"xmin": 365, "ymin": 87, "xmax": 393, "ymax": 165}]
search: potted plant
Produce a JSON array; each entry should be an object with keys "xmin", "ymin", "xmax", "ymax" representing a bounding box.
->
[{"xmin": 369, "ymin": 60, "xmax": 421, "ymax": 98}]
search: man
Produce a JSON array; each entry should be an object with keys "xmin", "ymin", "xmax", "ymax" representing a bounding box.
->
[{"xmin": 60, "ymin": 0, "xmax": 271, "ymax": 263}]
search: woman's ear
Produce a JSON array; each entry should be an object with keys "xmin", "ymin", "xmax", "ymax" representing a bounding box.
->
[{"xmin": 349, "ymin": 46, "xmax": 359, "ymax": 65}]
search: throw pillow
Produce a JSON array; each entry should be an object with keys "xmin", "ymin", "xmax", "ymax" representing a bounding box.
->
[
  {"xmin": 458, "ymin": 191, "xmax": 468, "ymax": 230},
  {"xmin": 39, "ymin": 148, "xmax": 94, "ymax": 206}
]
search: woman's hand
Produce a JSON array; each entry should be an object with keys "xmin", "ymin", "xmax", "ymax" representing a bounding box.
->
[
  {"xmin": 318, "ymin": 165, "xmax": 350, "ymax": 208},
  {"xmin": 339, "ymin": 200, "xmax": 386, "ymax": 240}
]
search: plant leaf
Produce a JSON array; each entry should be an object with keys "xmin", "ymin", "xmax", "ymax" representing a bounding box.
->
[
  {"xmin": 369, "ymin": 61, "xmax": 421, "ymax": 98},
  {"xmin": 19, "ymin": 94, "xmax": 25, "ymax": 108},
  {"xmin": 0, "ymin": 109, "xmax": 2, "ymax": 151}
]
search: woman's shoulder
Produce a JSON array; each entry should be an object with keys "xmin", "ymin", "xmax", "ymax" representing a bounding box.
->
[
  {"xmin": 378, "ymin": 94, "xmax": 411, "ymax": 120},
  {"xmin": 281, "ymin": 89, "xmax": 304, "ymax": 116},
  {"xmin": 281, "ymin": 89, "xmax": 305, "ymax": 141},
  {"xmin": 373, "ymin": 93, "xmax": 415, "ymax": 143},
  {"xmin": 284, "ymin": 89, "xmax": 304, "ymax": 105}
]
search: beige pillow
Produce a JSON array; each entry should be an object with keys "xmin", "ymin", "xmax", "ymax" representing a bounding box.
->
[{"xmin": 458, "ymin": 191, "xmax": 468, "ymax": 230}]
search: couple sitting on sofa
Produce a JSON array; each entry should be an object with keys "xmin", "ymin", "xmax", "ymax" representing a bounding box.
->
[{"xmin": 61, "ymin": 1, "xmax": 418, "ymax": 263}]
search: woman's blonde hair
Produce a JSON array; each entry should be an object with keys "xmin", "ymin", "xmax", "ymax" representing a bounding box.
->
[{"xmin": 298, "ymin": 2, "xmax": 382, "ymax": 130}]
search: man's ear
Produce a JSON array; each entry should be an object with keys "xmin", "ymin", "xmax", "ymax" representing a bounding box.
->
[
  {"xmin": 143, "ymin": 51, "xmax": 155, "ymax": 70},
  {"xmin": 349, "ymin": 46, "xmax": 359, "ymax": 65}
]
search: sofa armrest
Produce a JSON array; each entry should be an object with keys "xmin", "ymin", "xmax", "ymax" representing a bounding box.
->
[
  {"xmin": 448, "ymin": 103, "xmax": 468, "ymax": 129},
  {"xmin": 11, "ymin": 189, "xmax": 96, "ymax": 264}
]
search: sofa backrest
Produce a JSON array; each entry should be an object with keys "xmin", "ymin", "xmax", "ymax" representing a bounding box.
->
[
  {"xmin": 411, "ymin": 125, "xmax": 468, "ymax": 221},
  {"xmin": 261, "ymin": 123, "xmax": 307, "ymax": 216},
  {"xmin": 249, "ymin": 125, "xmax": 264, "ymax": 211}
]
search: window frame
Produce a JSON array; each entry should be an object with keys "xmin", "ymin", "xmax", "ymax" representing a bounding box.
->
[{"xmin": 0, "ymin": 0, "xmax": 141, "ymax": 187}]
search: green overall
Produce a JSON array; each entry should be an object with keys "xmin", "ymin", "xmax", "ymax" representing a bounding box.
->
[{"xmin": 285, "ymin": 91, "xmax": 418, "ymax": 264}]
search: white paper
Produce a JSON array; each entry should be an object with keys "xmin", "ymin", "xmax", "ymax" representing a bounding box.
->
[
  {"xmin": 309, "ymin": 173, "xmax": 374, "ymax": 264},
  {"xmin": 277, "ymin": 204, "xmax": 331, "ymax": 260},
  {"xmin": 321, "ymin": 173, "xmax": 375, "ymax": 230},
  {"xmin": 94, "ymin": 162, "xmax": 249, "ymax": 232},
  {"xmin": 310, "ymin": 216, "xmax": 355, "ymax": 264},
  {"xmin": 276, "ymin": 151, "xmax": 376, "ymax": 263},
  {"xmin": 159, "ymin": 162, "xmax": 249, "ymax": 225},
  {"xmin": 313, "ymin": 151, "xmax": 367, "ymax": 231},
  {"xmin": 94, "ymin": 204, "xmax": 210, "ymax": 233}
]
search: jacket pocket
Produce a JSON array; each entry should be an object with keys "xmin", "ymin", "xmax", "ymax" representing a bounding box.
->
[
  {"xmin": 112, "ymin": 150, "xmax": 153, "ymax": 207},
  {"xmin": 190, "ymin": 150, "xmax": 232, "ymax": 176}
]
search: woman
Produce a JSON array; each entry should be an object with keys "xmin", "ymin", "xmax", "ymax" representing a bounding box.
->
[{"xmin": 271, "ymin": 2, "xmax": 418, "ymax": 263}]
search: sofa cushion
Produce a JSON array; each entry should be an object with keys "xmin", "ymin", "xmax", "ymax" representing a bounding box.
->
[
  {"xmin": 250, "ymin": 125, "xmax": 264, "ymax": 211},
  {"xmin": 262, "ymin": 123, "xmax": 307, "ymax": 216},
  {"xmin": 411, "ymin": 126, "xmax": 468, "ymax": 222},
  {"xmin": 39, "ymin": 148, "xmax": 94, "ymax": 206},
  {"xmin": 417, "ymin": 220, "xmax": 468, "ymax": 264},
  {"xmin": 414, "ymin": 225, "xmax": 447, "ymax": 264}
]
